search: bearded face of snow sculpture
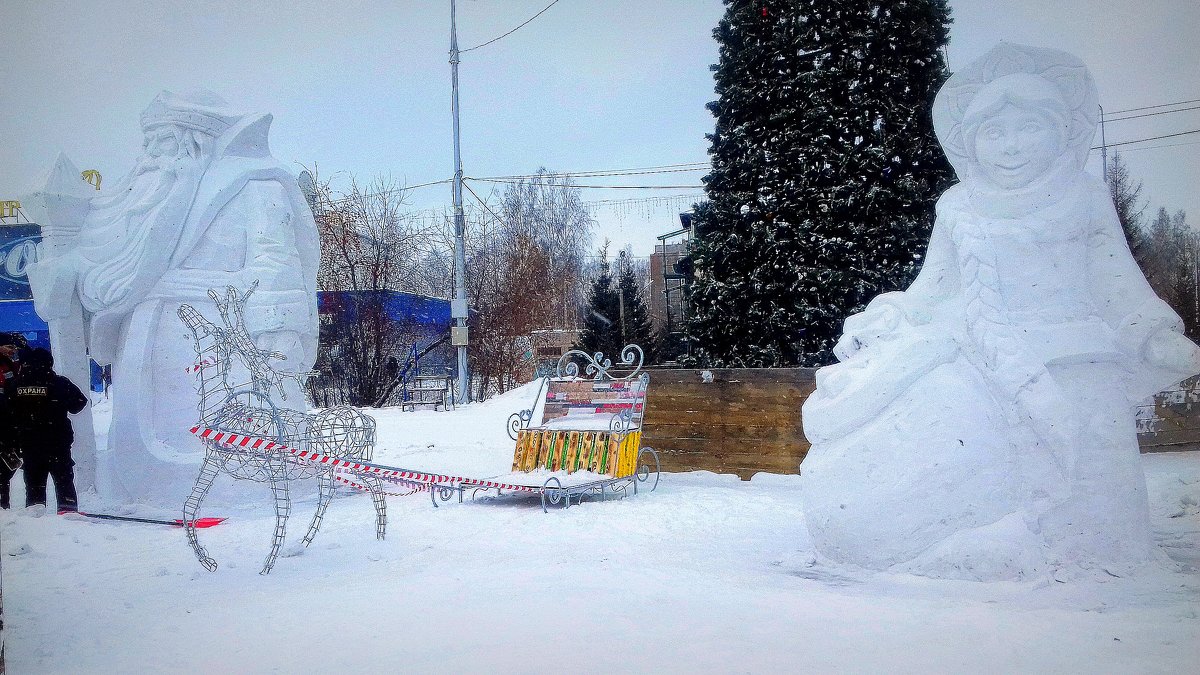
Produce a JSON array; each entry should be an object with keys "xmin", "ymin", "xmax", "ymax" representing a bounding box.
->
[
  {"xmin": 27, "ymin": 90, "xmax": 320, "ymax": 507},
  {"xmin": 799, "ymin": 43, "xmax": 1200, "ymax": 580}
]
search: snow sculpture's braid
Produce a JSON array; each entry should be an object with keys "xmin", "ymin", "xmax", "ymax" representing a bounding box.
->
[
  {"xmin": 952, "ymin": 214, "xmax": 1072, "ymax": 472},
  {"xmin": 953, "ymin": 216, "xmax": 1039, "ymax": 393}
]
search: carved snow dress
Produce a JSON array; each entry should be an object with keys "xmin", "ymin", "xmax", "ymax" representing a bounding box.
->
[{"xmin": 801, "ymin": 169, "xmax": 1192, "ymax": 578}]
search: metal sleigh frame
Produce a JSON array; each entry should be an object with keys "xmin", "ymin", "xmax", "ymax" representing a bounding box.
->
[{"xmin": 413, "ymin": 344, "xmax": 662, "ymax": 512}]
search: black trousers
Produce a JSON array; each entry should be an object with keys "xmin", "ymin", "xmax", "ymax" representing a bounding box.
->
[
  {"xmin": 24, "ymin": 458, "xmax": 78, "ymax": 511},
  {"xmin": 0, "ymin": 460, "xmax": 14, "ymax": 509}
]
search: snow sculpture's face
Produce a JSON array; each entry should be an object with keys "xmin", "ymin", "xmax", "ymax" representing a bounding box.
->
[
  {"xmin": 80, "ymin": 124, "xmax": 210, "ymax": 257},
  {"xmin": 971, "ymin": 103, "xmax": 1065, "ymax": 190},
  {"xmin": 137, "ymin": 127, "xmax": 192, "ymax": 175},
  {"xmin": 144, "ymin": 127, "xmax": 180, "ymax": 158}
]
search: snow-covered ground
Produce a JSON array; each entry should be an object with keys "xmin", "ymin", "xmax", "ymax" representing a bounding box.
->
[{"xmin": 3, "ymin": 383, "xmax": 1199, "ymax": 673}]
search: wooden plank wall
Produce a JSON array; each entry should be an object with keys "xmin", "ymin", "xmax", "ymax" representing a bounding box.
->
[
  {"xmin": 639, "ymin": 368, "xmax": 816, "ymax": 480},
  {"xmin": 634, "ymin": 367, "xmax": 1194, "ymax": 480},
  {"xmin": 1138, "ymin": 400, "xmax": 1200, "ymax": 453}
]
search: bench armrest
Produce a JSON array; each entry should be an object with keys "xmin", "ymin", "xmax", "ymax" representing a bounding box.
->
[{"xmin": 507, "ymin": 376, "xmax": 550, "ymax": 440}]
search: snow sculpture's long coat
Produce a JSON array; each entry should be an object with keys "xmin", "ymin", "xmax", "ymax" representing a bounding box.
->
[{"xmin": 88, "ymin": 114, "xmax": 319, "ymax": 505}]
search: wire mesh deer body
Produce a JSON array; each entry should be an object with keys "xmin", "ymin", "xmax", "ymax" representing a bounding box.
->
[{"xmin": 178, "ymin": 285, "xmax": 386, "ymax": 574}]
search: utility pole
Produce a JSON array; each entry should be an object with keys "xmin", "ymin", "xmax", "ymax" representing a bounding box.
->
[
  {"xmin": 1099, "ymin": 104, "xmax": 1108, "ymax": 182},
  {"xmin": 449, "ymin": 0, "xmax": 470, "ymax": 404}
]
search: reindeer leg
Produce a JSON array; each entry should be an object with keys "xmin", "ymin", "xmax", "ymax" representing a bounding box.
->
[
  {"xmin": 366, "ymin": 475, "xmax": 387, "ymax": 540},
  {"xmin": 302, "ymin": 469, "xmax": 334, "ymax": 547},
  {"xmin": 261, "ymin": 462, "xmax": 290, "ymax": 575},
  {"xmin": 183, "ymin": 449, "xmax": 221, "ymax": 572}
]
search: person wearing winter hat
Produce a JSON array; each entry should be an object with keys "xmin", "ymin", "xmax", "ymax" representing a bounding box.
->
[
  {"xmin": 8, "ymin": 348, "xmax": 87, "ymax": 511},
  {"xmin": 0, "ymin": 332, "xmax": 27, "ymax": 390},
  {"xmin": 0, "ymin": 332, "xmax": 29, "ymax": 508}
]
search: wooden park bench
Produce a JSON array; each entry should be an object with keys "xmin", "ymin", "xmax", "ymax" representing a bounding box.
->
[
  {"xmin": 401, "ymin": 370, "xmax": 454, "ymax": 412},
  {"xmin": 498, "ymin": 345, "xmax": 659, "ymax": 508}
]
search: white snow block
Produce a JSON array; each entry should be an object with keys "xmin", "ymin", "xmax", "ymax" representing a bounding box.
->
[
  {"xmin": 800, "ymin": 43, "xmax": 1200, "ymax": 580},
  {"xmin": 27, "ymin": 90, "xmax": 320, "ymax": 508}
]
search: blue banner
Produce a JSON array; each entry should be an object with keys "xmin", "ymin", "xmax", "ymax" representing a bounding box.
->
[{"xmin": 0, "ymin": 223, "xmax": 42, "ymax": 301}]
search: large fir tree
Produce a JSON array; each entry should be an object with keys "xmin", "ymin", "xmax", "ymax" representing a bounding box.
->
[
  {"xmin": 1107, "ymin": 152, "xmax": 1147, "ymax": 262},
  {"xmin": 688, "ymin": 0, "xmax": 954, "ymax": 367}
]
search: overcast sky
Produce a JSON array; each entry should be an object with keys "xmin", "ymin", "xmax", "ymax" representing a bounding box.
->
[{"xmin": 2, "ymin": 0, "xmax": 1196, "ymax": 256}]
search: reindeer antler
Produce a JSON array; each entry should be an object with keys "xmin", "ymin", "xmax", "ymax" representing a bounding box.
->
[{"xmin": 197, "ymin": 282, "xmax": 296, "ymax": 401}]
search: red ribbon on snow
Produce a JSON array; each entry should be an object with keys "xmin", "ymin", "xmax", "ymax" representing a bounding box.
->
[{"xmin": 187, "ymin": 425, "xmax": 540, "ymax": 493}]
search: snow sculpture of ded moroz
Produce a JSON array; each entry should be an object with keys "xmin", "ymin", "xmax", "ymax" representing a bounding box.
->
[
  {"xmin": 800, "ymin": 43, "xmax": 1200, "ymax": 580},
  {"xmin": 27, "ymin": 90, "xmax": 319, "ymax": 507}
]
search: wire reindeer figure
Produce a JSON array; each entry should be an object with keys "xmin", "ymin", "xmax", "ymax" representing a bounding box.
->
[{"xmin": 178, "ymin": 284, "xmax": 386, "ymax": 574}]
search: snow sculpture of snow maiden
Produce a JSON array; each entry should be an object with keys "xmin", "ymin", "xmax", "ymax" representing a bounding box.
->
[
  {"xmin": 27, "ymin": 90, "xmax": 319, "ymax": 507},
  {"xmin": 800, "ymin": 43, "xmax": 1200, "ymax": 580}
]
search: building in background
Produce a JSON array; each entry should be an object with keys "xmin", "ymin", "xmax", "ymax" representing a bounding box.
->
[
  {"xmin": 650, "ymin": 213, "xmax": 693, "ymax": 362},
  {"xmin": 311, "ymin": 290, "xmax": 455, "ymax": 407},
  {"xmin": 527, "ymin": 328, "xmax": 582, "ymax": 376}
]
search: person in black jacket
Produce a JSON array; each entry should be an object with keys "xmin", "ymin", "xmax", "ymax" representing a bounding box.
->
[
  {"xmin": 0, "ymin": 332, "xmax": 28, "ymax": 509},
  {"xmin": 8, "ymin": 348, "xmax": 87, "ymax": 512}
]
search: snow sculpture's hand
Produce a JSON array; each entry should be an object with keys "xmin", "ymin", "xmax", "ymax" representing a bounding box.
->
[
  {"xmin": 832, "ymin": 332, "xmax": 865, "ymax": 361},
  {"xmin": 254, "ymin": 330, "xmax": 302, "ymax": 367},
  {"xmin": 833, "ymin": 301, "xmax": 905, "ymax": 361},
  {"xmin": 26, "ymin": 255, "xmax": 78, "ymax": 320},
  {"xmin": 1144, "ymin": 330, "xmax": 1200, "ymax": 375}
]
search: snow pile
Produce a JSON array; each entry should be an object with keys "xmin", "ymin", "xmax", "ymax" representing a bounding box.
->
[{"xmin": 2, "ymin": 382, "xmax": 1199, "ymax": 672}]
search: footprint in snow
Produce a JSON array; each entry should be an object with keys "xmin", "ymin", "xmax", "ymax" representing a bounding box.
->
[{"xmin": 7, "ymin": 543, "xmax": 33, "ymax": 557}]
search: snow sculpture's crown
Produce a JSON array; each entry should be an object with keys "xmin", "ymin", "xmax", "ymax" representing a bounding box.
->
[
  {"xmin": 933, "ymin": 42, "xmax": 1098, "ymax": 179},
  {"xmin": 141, "ymin": 89, "xmax": 240, "ymax": 137}
]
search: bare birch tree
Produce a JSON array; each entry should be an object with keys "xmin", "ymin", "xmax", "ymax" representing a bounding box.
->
[{"xmin": 306, "ymin": 169, "xmax": 445, "ymax": 406}]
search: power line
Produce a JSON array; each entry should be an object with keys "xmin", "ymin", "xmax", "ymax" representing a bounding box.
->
[
  {"xmin": 322, "ymin": 178, "xmax": 453, "ymax": 206},
  {"xmin": 319, "ymin": 172, "xmax": 700, "ymax": 207},
  {"xmin": 469, "ymin": 177, "xmax": 704, "ymax": 189},
  {"xmin": 481, "ymin": 166, "xmax": 708, "ymax": 180},
  {"xmin": 1105, "ymin": 104, "xmax": 1200, "ymax": 123},
  {"xmin": 461, "ymin": 0, "xmax": 562, "ymax": 53},
  {"xmin": 405, "ymin": 177, "xmax": 456, "ymax": 191},
  {"xmin": 1093, "ymin": 128, "xmax": 1200, "ymax": 150},
  {"xmin": 318, "ymin": 165, "xmax": 709, "ymax": 206},
  {"xmin": 461, "ymin": 179, "xmax": 507, "ymax": 224},
  {"xmin": 1108, "ymin": 97, "xmax": 1200, "ymax": 116},
  {"xmin": 1110, "ymin": 140, "xmax": 1200, "ymax": 154},
  {"xmin": 479, "ymin": 162, "xmax": 708, "ymax": 180},
  {"xmin": 585, "ymin": 193, "xmax": 705, "ymax": 206}
]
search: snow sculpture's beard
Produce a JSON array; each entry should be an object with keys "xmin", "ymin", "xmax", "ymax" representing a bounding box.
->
[{"xmin": 78, "ymin": 151, "xmax": 206, "ymax": 313}]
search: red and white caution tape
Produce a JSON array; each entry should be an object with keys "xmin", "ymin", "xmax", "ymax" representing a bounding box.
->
[
  {"xmin": 333, "ymin": 473, "xmax": 427, "ymax": 497},
  {"xmin": 185, "ymin": 359, "xmax": 216, "ymax": 374},
  {"xmin": 188, "ymin": 425, "xmax": 539, "ymax": 493}
]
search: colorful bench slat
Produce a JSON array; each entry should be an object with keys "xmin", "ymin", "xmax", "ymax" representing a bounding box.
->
[{"xmin": 511, "ymin": 427, "xmax": 643, "ymax": 480}]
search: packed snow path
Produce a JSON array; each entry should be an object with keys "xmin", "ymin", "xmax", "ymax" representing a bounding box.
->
[{"xmin": 3, "ymin": 386, "xmax": 1198, "ymax": 672}]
